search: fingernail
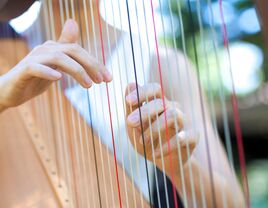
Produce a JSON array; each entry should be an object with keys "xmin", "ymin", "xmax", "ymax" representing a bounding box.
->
[
  {"xmin": 127, "ymin": 113, "xmax": 139, "ymax": 125},
  {"xmin": 50, "ymin": 71, "xmax": 62, "ymax": 79},
  {"xmin": 84, "ymin": 76, "xmax": 92, "ymax": 88},
  {"xmin": 103, "ymin": 70, "xmax": 112, "ymax": 82},
  {"xmin": 95, "ymin": 72, "xmax": 103, "ymax": 83},
  {"xmin": 126, "ymin": 93, "xmax": 137, "ymax": 104}
]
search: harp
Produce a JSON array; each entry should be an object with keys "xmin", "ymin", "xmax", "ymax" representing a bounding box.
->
[{"xmin": 0, "ymin": 0, "xmax": 266, "ymax": 207}]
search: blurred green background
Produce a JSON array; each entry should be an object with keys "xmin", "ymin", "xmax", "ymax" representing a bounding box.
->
[{"xmin": 156, "ymin": 0, "xmax": 268, "ymax": 207}]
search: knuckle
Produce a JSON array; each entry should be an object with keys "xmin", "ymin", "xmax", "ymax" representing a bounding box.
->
[
  {"xmin": 73, "ymin": 67, "xmax": 84, "ymax": 77},
  {"xmin": 155, "ymin": 98, "xmax": 163, "ymax": 107},
  {"xmin": 166, "ymin": 108, "xmax": 178, "ymax": 120},
  {"xmin": 44, "ymin": 40, "xmax": 55, "ymax": 45},
  {"xmin": 70, "ymin": 43, "xmax": 80, "ymax": 52},
  {"xmin": 53, "ymin": 51, "xmax": 64, "ymax": 61},
  {"xmin": 141, "ymin": 105, "xmax": 149, "ymax": 115},
  {"xmin": 25, "ymin": 62, "xmax": 35, "ymax": 74},
  {"xmin": 166, "ymin": 108, "xmax": 183, "ymax": 124},
  {"xmin": 32, "ymin": 45, "xmax": 43, "ymax": 53},
  {"xmin": 152, "ymin": 83, "xmax": 161, "ymax": 93}
]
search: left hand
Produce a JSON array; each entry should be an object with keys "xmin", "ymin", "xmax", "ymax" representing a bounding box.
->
[
  {"xmin": 125, "ymin": 82, "xmax": 199, "ymax": 177},
  {"xmin": 0, "ymin": 19, "xmax": 112, "ymax": 111}
]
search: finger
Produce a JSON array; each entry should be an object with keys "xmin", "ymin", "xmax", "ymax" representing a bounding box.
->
[
  {"xmin": 125, "ymin": 83, "xmax": 139, "ymax": 115},
  {"xmin": 58, "ymin": 19, "xmax": 79, "ymax": 44},
  {"xmin": 35, "ymin": 53, "xmax": 93, "ymax": 88},
  {"xmin": 56, "ymin": 20, "xmax": 112, "ymax": 83},
  {"xmin": 26, "ymin": 63, "xmax": 62, "ymax": 81},
  {"xmin": 58, "ymin": 43, "xmax": 112, "ymax": 82},
  {"xmin": 155, "ymin": 130, "xmax": 199, "ymax": 159},
  {"xmin": 127, "ymin": 98, "xmax": 164, "ymax": 128},
  {"xmin": 140, "ymin": 107, "xmax": 184, "ymax": 145},
  {"xmin": 125, "ymin": 83, "xmax": 137, "ymax": 97},
  {"xmin": 125, "ymin": 83, "xmax": 162, "ymax": 106}
]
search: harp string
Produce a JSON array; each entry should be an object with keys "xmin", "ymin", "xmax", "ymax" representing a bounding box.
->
[
  {"xmin": 57, "ymin": 1, "xmax": 79, "ymax": 205},
  {"xmin": 98, "ymin": 1, "xmax": 121, "ymax": 207},
  {"xmin": 47, "ymin": 0, "xmax": 77, "ymax": 206},
  {"xmin": 124, "ymin": 0, "xmax": 155, "ymax": 206},
  {"xmin": 36, "ymin": 8, "xmax": 62, "ymax": 202},
  {"xmin": 48, "ymin": 0, "xmax": 67, "ymax": 191},
  {"xmin": 68, "ymin": 1, "xmax": 87, "ymax": 206},
  {"xmin": 157, "ymin": 0, "xmax": 205, "ymax": 207},
  {"xmin": 101, "ymin": 2, "xmax": 123, "ymax": 207},
  {"xmin": 62, "ymin": 0, "xmax": 83, "ymax": 206},
  {"xmin": 159, "ymin": 2, "xmax": 206, "ymax": 207},
  {"xmin": 198, "ymin": 0, "xmax": 225, "ymax": 205},
  {"xmin": 89, "ymin": 0, "xmax": 114, "ymax": 206},
  {"xmin": 107, "ymin": 0, "xmax": 144, "ymax": 207},
  {"xmin": 130, "ymin": 1, "xmax": 165, "ymax": 206},
  {"xmin": 71, "ymin": 1, "xmax": 103, "ymax": 206},
  {"xmin": 59, "ymin": 0, "xmax": 84, "ymax": 206},
  {"xmin": 164, "ymin": 2, "xmax": 190, "ymax": 207},
  {"xmin": 206, "ymin": 1, "xmax": 238, "ymax": 206},
  {"xmin": 186, "ymin": 0, "xmax": 218, "ymax": 207},
  {"xmin": 45, "ymin": 0, "xmax": 66, "ymax": 191},
  {"xmin": 8, "ymin": 0, "xmax": 251, "ymax": 207},
  {"xmin": 218, "ymin": 0, "xmax": 250, "ymax": 206},
  {"xmin": 114, "ymin": 0, "xmax": 147, "ymax": 206},
  {"xmin": 48, "ymin": 0, "xmax": 71, "ymax": 195},
  {"xmin": 180, "ymin": 2, "xmax": 205, "ymax": 205},
  {"xmin": 150, "ymin": 0, "xmax": 181, "ymax": 207},
  {"xmin": 32, "ymin": 17, "xmax": 41, "ymax": 145},
  {"xmin": 87, "ymin": 0, "xmax": 111, "ymax": 206},
  {"xmin": 126, "ymin": 0, "xmax": 162, "ymax": 206},
  {"xmin": 132, "ymin": 0, "xmax": 167, "ymax": 207},
  {"xmin": 96, "ymin": 0, "xmax": 123, "ymax": 206},
  {"xmin": 160, "ymin": 0, "xmax": 206, "ymax": 207},
  {"xmin": 54, "ymin": 1, "xmax": 73, "ymax": 205},
  {"xmin": 69, "ymin": 1, "xmax": 84, "ymax": 205},
  {"xmin": 196, "ymin": 0, "xmax": 229, "ymax": 206},
  {"xmin": 148, "ymin": 0, "xmax": 186, "ymax": 207},
  {"xmin": 85, "ymin": 0, "xmax": 117, "ymax": 206},
  {"xmin": 173, "ymin": 1, "xmax": 208, "ymax": 207},
  {"xmin": 73, "ymin": 1, "xmax": 93, "ymax": 206},
  {"xmin": 34, "ymin": 6, "xmax": 50, "ymax": 183},
  {"xmin": 44, "ymin": 1, "xmax": 61, "ymax": 188},
  {"xmin": 207, "ymin": 0, "xmax": 235, "ymax": 173},
  {"xmin": 80, "ymin": 0, "xmax": 100, "ymax": 206}
]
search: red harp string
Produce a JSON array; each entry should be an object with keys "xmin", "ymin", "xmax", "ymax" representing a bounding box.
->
[
  {"xmin": 219, "ymin": 0, "xmax": 250, "ymax": 207},
  {"xmin": 95, "ymin": 0, "xmax": 123, "ymax": 207},
  {"xmin": 148, "ymin": 0, "xmax": 180, "ymax": 207}
]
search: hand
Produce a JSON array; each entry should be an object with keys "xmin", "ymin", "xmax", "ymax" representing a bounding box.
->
[
  {"xmin": 0, "ymin": 19, "xmax": 112, "ymax": 110},
  {"xmin": 125, "ymin": 83, "xmax": 198, "ymax": 177}
]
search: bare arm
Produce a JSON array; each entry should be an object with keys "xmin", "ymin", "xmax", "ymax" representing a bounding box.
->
[
  {"xmin": 125, "ymin": 47, "xmax": 244, "ymax": 207},
  {"xmin": 151, "ymin": 47, "xmax": 244, "ymax": 207}
]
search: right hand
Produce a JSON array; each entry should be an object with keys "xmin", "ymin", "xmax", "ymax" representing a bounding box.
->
[
  {"xmin": 0, "ymin": 19, "xmax": 112, "ymax": 109},
  {"xmin": 125, "ymin": 83, "xmax": 199, "ymax": 177}
]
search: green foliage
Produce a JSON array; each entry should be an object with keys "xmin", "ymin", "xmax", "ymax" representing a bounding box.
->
[{"xmin": 160, "ymin": 0, "xmax": 265, "ymax": 97}]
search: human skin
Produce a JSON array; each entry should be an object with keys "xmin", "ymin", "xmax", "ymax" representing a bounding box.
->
[
  {"xmin": 0, "ymin": 19, "xmax": 112, "ymax": 112},
  {"xmin": 125, "ymin": 48, "xmax": 245, "ymax": 207}
]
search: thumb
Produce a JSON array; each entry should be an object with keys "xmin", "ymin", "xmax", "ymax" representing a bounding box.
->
[{"xmin": 58, "ymin": 19, "xmax": 79, "ymax": 43}]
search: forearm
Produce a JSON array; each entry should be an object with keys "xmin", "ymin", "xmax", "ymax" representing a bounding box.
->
[{"xmin": 170, "ymin": 157, "xmax": 245, "ymax": 208}]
